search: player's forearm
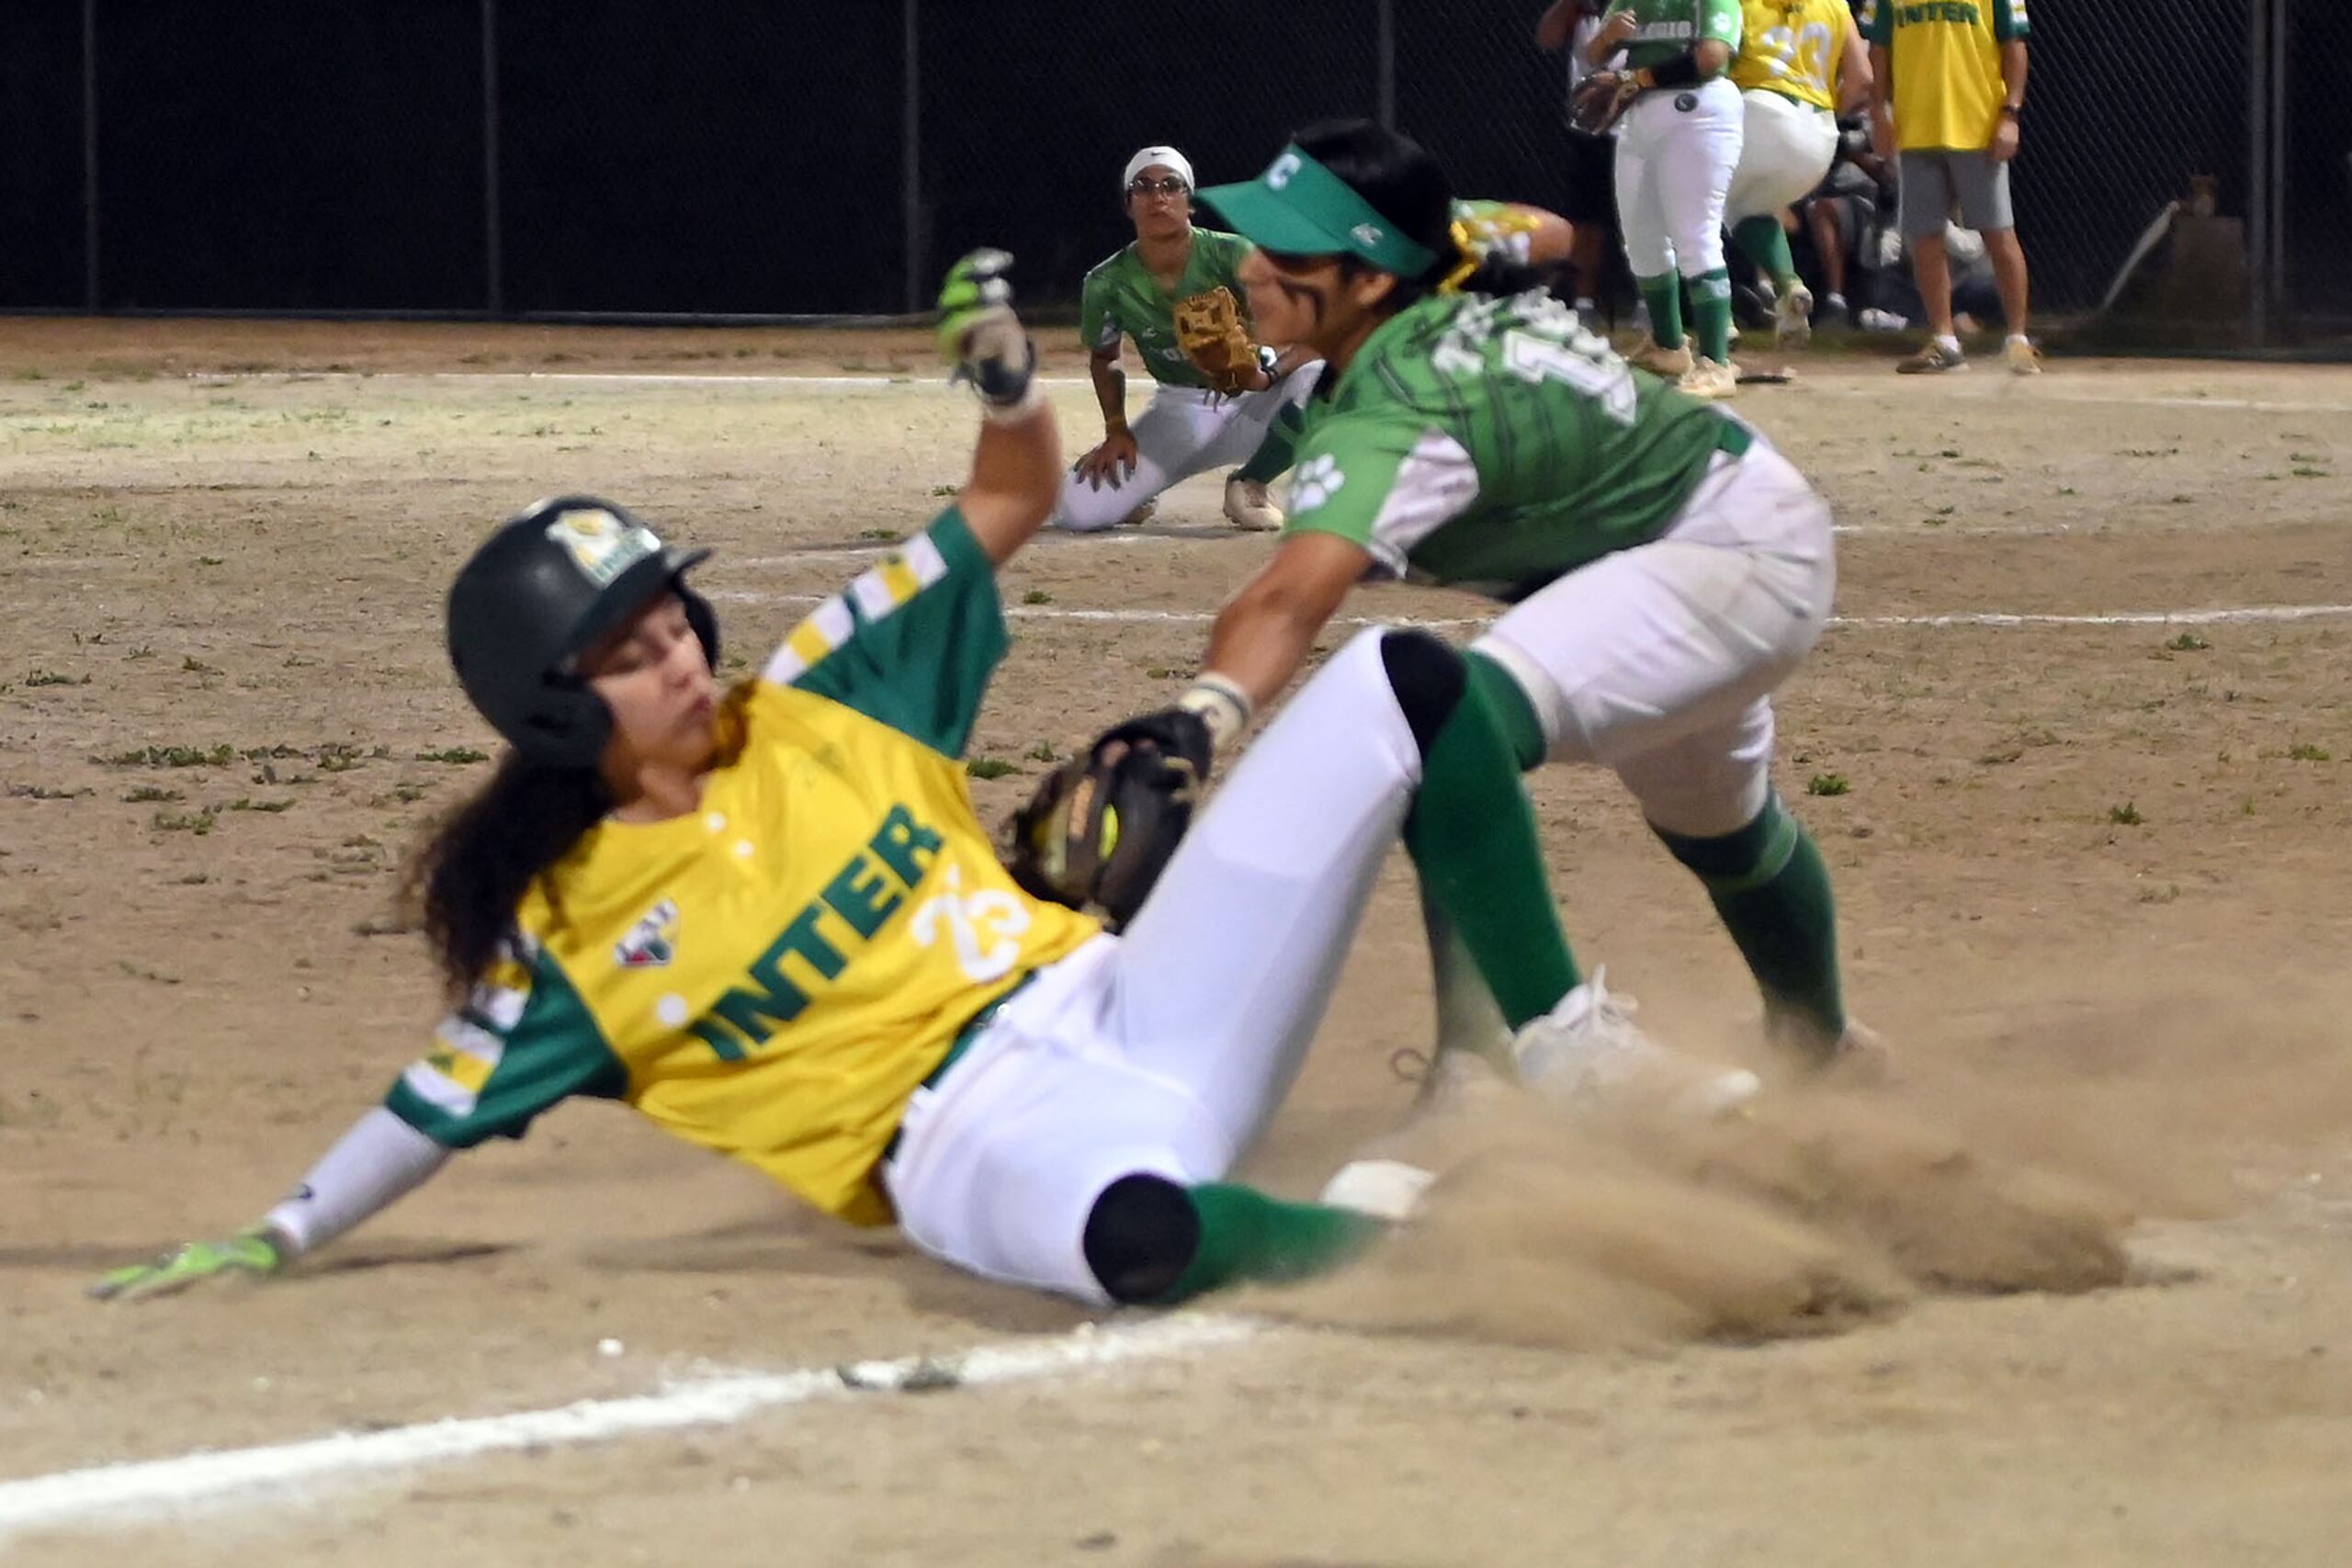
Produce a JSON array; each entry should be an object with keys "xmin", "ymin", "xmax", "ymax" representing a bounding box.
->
[
  {"xmin": 1535, "ymin": 1, "xmax": 1577, "ymax": 51},
  {"xmin": 1090, "ymin": 354, "xmax": 1130, "ymax": 434},
  {"xmin": 959, "ymin": 399, "xmax": 1063, "ymax": 565},
  {"xmin": 2000, "ymin": 40, "xmax": 2028, "ymax": 107},
  {"xmin": 1203, "ymin": 587, "xmax": 1328, "ymax": 714},
  {"xmin": 1867, "ymin": 45, "xmax": 1891, "ymax": 111},
  {"xmin": 259, "ymin": 1105, "xmax": 453, "ymax": 1260}
]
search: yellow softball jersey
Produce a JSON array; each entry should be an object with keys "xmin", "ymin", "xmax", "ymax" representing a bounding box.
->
[
  {"xmin": 1861, "ymin": 0, "xmax": 2029, "ymax": 152},
  {"xmin": 1733, "ymin": 0, "xmax": 1855, "ymax": 111},
  {"xmin": 385, "ymin": 511, "xmax": 1101, "ymax": 1225}
]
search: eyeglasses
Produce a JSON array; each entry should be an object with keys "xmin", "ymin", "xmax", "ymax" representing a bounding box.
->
[{"xmin": 1126, "ymin": 176, "xmax": 1190, "ymax": 198}]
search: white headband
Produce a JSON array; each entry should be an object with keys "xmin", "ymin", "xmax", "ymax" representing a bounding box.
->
[{"xmin": 1122, "ymin": 145, "xmax": 1195, "ymax": 191}]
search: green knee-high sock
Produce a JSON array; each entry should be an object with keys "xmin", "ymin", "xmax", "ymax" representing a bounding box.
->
[
  {"xmin": 1689, "ymin": 267, "xmax": 1736, "ymax": 364},
  {"xmin": 1732, "ymin": 216, "xmax": 1796, "ymax": 290},
  {"xmin": 1654, "ymin": 794, "xmax": 1846, "ymax": 1049},
  {"xmin": 1233, "ymin": 400, "xmax": 1302, "ymax": 484},
  {"xmin": 1420, "ymin": 888, "xmax": 1513, "ymax": 1068},
  {"xmin": 1638, "ymin": 271, "xmax": 1686, "ymax": 349},
  {"xmin": 1161, "ymin": 1183, "xmax": 1385, "ymax": 1302},
  {"xmin": 1403, "ymin": 672, "xmax": 1578, "ymax": 1031}
]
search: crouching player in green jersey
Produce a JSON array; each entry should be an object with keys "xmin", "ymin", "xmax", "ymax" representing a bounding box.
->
[{"xmin": 1182, "ymin": 119, "xmax": 1875, "ymax": 1096}]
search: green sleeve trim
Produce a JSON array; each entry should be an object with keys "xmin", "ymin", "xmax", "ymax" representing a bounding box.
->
[
  {"xmin": 783, "ymin": 507, "xmax": 1008, "ymax": 758},
  {"xmin": 1861, "ymin": 0, "xmax": 1890, "ymax": 46},
  {"xmin": 387, "ymin": 951, "xmax": 627, "ymax": 1149},
  {"xmin": 1702, "ymin": 0, "xmax": 1742, "ymax": 49},
  {"xmin": 1992, "ymin": 0, "xmax": 2028, "ymax": 41}
]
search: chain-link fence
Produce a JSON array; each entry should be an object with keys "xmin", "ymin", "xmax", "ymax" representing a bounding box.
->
[{"xmin": 0, "ymin": 0, "xmax": 2342, "ymax": 347}]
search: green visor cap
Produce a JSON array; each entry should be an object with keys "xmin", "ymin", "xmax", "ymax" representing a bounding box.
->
[{"xmin": 1199, "ymin": 146, "xmax": 1440, "ymax": 278}]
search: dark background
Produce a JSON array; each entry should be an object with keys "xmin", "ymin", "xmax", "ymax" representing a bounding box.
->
[{"xmin": 0, "ymin": 0, "xmax": 2336, "ymax": 325}]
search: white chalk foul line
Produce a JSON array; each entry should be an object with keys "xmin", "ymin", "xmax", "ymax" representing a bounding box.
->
[
  {"xmin": 707, "ymin": 590, "xmax": 2352, "ymax": 633},
  {"xmin": 0, "ymin": 1314, "xmax": 1259, "ymax": 1539}
]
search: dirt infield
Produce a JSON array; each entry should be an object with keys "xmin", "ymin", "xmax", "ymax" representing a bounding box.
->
[{"xmin": 3, "ymin": 321, "xmax": 2350, "ymax": 1565}]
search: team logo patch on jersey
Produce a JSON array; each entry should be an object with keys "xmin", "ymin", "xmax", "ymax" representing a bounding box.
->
[
  {"xmin": 1675, "ymin": 92, "xmax": 1699, "ymax": 112},
  {"xmin": 1290, "ymin": 455, "xmax": 1347, "ymax": 513},
  {"xmin": 546, "ymin": 506, "xmax": 661, "ymax": 589},
  {"xmin": 616, "ymin": 898, "xmax": 680, "ymax": 969}
]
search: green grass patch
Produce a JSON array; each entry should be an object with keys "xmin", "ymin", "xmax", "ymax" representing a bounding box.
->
[
  {"xmin": 966, "ymin": 757, "xmax": 1019, "ymax": 780},
  {"xmin": 1804, "ymin": 773, "xmax": 1850, "ymax": 797},
  {"xmin": 2106, "ymin": 802, "xmax": 2144, "ymax": 826}
]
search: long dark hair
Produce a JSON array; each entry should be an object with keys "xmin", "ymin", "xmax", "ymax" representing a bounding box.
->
[
  {"xmin": 1287, "ymin": 118, "xmax": 1551, "ymax": 307},
  {"xmin": 404, "ymin": 752, "xmax": 610, "ymax": 998}
]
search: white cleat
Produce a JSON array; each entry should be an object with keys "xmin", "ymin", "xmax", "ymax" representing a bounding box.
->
[
  {"xmin": 1678, "ymin": 356, "xmax": 1740, "ymax": 400},
  {"xmin": 1512, "ymin": 968, "xmax": 1762, "ymax": 1119},
  {"xmin": 1221, "ymin": 474, "xmax": 1283, "ymax": 532},
  {"xmin": 1319, "ymin": 1158, "xmax": 1438, "ymax": 1224}
]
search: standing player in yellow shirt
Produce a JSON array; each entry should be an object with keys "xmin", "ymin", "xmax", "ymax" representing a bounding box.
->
[
  {"xmin": 1864, "ymin": 0, "xmax": 2038, "ymax": 372},
  {"xmin": 92, "ymin": 254, "xmax": 1634, "ymax": 1309},
  {"xmin": 1725, "ymin": 0, "xmax": 1872, "ymax": 345}
]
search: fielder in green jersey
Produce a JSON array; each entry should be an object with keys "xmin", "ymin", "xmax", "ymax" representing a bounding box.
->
[
  {"xmin": 1186, "ymin": 118, "xmax": 1874, "ymax": 1088},
  {"xmin": 1605, "ymin": 0, "xmax": 1742, "ymax": 69},
  {"xmin": 1057, "ymin": 145, "xmax": 1321, "ymax": 536}
]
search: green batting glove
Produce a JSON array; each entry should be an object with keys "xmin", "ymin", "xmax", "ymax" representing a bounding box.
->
[
  {"xmin": 936, "ymin": 249, "xmax": 1035, "ymax": 410},
  {"xmin": 88, "ymin": 1229, "xmax": 283, "ymax": 1303}
]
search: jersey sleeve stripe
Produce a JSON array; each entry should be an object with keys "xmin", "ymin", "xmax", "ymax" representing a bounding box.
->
[
  {"xmin": 765, "ymin": 529, "xmax": 955, "ymax": 684},
  {"xmin": 1369, "ymin": 429, "xmax": 1484, "ymax": 562},
  {"xmin": 401, "ymin": 1057, "xmax": 486, "ymax": 1117}
]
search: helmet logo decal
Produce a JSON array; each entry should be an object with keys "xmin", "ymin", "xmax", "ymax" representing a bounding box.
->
[{"xmin": 546, "ymin": 507, "xmax": 661, "ymax": 588}]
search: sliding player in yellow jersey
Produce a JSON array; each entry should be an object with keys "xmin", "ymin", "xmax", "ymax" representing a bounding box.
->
[{"xmin": 93, "ymin": 254, "xmax": 1645, "ymax": 1309}]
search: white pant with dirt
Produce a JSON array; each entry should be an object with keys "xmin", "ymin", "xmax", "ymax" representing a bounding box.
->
[
  {"xmin": 1726, "ymin": 88, "xmax": 1840, "ymax": 226},
  {"xmin": 882, "ymin": 630, "xmax": 1419, "ymax": 1302},
  {"xmin": 1614, "ymin": 76, "xmax": 1746, "ymax": 279},
  {"xmin": 1052, "ymin": 368, "xmax": 1320, "ymax": 532},
  {"xmin": 1471, "ymin": 438, "xmax": 1836, "ymax": 838}
]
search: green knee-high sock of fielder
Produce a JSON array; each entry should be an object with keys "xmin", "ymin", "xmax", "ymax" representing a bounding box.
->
[
  {"xmin": 1638, "ymin": 272, "xmax": 1687, "ymax": 351},
  {"xmin": 1160, "ymin": 1182, "xmax": 1385, "ymax": 1302},
  {"xmin": 1732, "ymin": 216, "xmax": 1798, "ymax": 291},
  {"xmin": 1401, "ymin": 653, "xmax": 1579, "ymax": 1032},
  {"xmin": 1688, "ymin": 267, "xmax": 1736, "ymax": 364},
  {"xmin": 1653, "ymin": 793, "xmax": 1847, "ymax": 1051},
  {"xmin": 1232, "ymin": 400, "xmax": 1303, "ymax": 486}
]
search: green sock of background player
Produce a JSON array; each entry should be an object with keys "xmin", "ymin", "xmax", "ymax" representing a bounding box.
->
[
  {"xmin": 1638, "ymin": 271, "xmax": 1686, "ymax": 351},
  {"xmin": 1689, "ymin": 266, "xmax": 1736, "ymax": 365},
  {"xmin": 1732, "ymin": 216, "xmax": 1800, "ymax": 299},
  {"xmin": 1161, "ymin": 1183, "xmax": 1385, "ymax": 1302},
  {"xmin": 1654, "ymin": 795, "xmax": 1847, "ymax": 1051},
  {"xmin": 1231, "ymin": 400, "xmax": 1303, "ymax": 487}
]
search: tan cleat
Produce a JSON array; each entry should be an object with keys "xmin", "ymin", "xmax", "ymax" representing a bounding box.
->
[
  {"xmin": 1896, "ymin": 339, "xmax": 1969, "ymax": 374},
  {"xmin": 2005, "ymin": 335, "xmax": 2043, "ymax": 375},
  {"xmin": 1775, "ymin": 282, "xmax": 1815, "ymax": 349},
  {"xmin": 1221, "ymin": 474, "xmax": 1283, "ymax": 532},
  {"xmin": 1627, "ymin": 334, "xmax": 1693, "ymax": 378},
  {"xmin": 1678, "ymin": 356, "xmax": 1740, "ymax": 400},
  {"xmin": 1116, "ymin": 498, "xmax": 1158, "ymax": 527}
]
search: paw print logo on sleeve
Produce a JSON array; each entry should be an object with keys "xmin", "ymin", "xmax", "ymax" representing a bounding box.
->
[{"xmin": 1289, "ymin": 455, "xmax": 1348, "ymax": 514}]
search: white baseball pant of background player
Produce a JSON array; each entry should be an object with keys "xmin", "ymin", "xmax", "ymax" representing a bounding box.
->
[
  {"xmin": 1052, "ymin": 368, "xmax": 1320, "ymax": 532},
  {"xmin": 1726, "ymin": 86, "xmax": 1839, "ymax": 230},
  {"xmin": 1614, "ymin": 77, "xmax": 1745, "ymax": 300}
]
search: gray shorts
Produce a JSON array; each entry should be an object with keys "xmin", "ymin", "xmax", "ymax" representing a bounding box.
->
[{"xmin": 1896, "ymin": 149, "xmax": 2013, "ymax": 240}]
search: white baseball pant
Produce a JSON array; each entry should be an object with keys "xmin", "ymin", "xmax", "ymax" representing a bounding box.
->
[
  {"xmin": 1053, "ymin": 369, "xmax": 1320, "ymax": 532},
  {"xmin": 1614, "ymin": 76, "xmax": 1746, "ymax": 279},
  {"xmin": 1726, "ymin": 88, "xmax": 1841, "ymax": 225},
  {"xmin": 882, "ymin": 629, "xmax": 1420, "ymax": 1302}
]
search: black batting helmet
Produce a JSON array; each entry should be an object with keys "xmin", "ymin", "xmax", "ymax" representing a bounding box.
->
[{"xmin": 446, "ymin": 495, "xmax": 719, "ymax": 768}]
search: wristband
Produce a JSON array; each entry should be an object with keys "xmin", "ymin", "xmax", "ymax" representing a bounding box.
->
[
  {"xmin": 1645, "ymin": 51, "xmax": 1702, "ymax": 88},
  {"xmin": 1176, "ymin": 674, "xmax": 1253, "ymax": 751}
]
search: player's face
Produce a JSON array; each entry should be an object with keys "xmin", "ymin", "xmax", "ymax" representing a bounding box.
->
[
  {"xmin": 582, "ymin": 592, "xmax": 718, "ymax": 779},
  {"xmin": 1124, "ymin": 166, "xmax": 1193, "ymax": 240},
  {"xmin": 1237, "ymin": 247, "xmax": 1396, "ymax": 356}
]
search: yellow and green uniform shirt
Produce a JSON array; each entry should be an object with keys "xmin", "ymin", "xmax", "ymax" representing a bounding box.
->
[
  {"xmin": 1078, "ymin": 229, "xmax": 1257, "ymax": 390},
  {"xmin": 385, "ymin": 510, "xmax": 1101, "ymax": 1226},
  {"xmin": 1732, "ymin": 0, "xmax": 1855, "ymax": 111},
  {"xmin": 1861, "ymin": 0, "xmax": 2029, "ymax": 152}
]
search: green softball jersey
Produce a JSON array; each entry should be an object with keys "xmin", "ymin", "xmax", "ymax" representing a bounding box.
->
[
  {"xmin": 1282, "ymin": 289, "xmax": 1743, "ymax": 592},
  {"xmin": 1078, "ymin": 230, "xmax": 1256, "ymax": 390},
  {"xmin": 1604, "ymin": 0, "xmax": 1744, "ymax": 70}
]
